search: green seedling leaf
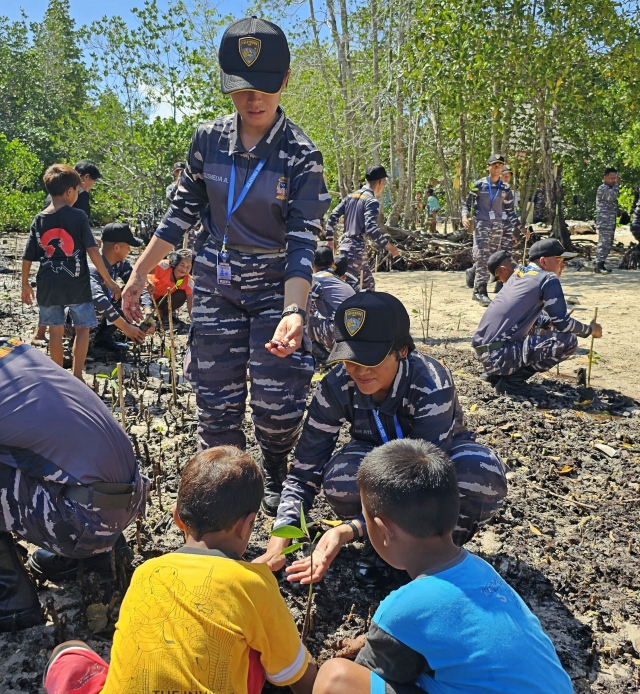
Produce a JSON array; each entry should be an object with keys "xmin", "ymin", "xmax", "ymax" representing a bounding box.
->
[
  {"xmin": 164, "ymin": 346, "xmax": 171, "ymax": 359},
  {"xmin": 96, "ymin": 374, "xmax": 108, "ymax": 379},
  {"xmin": 313, "ymin": 531, "xmax": 321, "ymax": 543},
  {"xmin": 299, "ymin": 505, "xmax": 308, "ymax": 536},
  {"xmin": 111, "ymin": 367, "xmax": 118, "ymax": 378},
  {"xmin": 271, "ymin": 525, "xmax": 306, "ymax": 539},
  {"xmin": 280, "ymin": 542, "xmax": 305, "ymax": 556}
]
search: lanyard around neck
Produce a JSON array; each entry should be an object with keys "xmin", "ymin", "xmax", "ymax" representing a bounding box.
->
[
  {"xmin": 487, "ymin": 176, "xmax": 501, "ymax": 204},
  {"xmin": 372, "ymin": 409, "xmax": 404, "ymax": 444},
  {"xmin": 223, "ymin": 157, "xmax": 266, "ymax": 250}
]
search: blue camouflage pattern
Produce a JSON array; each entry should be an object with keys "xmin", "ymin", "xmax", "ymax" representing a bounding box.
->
[
  {"xmin": 306, "ymin": 269, "xmax": 355, "ymax": 352},
  {"xmin": 595, "ymin": 182, "xmax": 620, "ymax": 263},
  {"xmin": 472, "ymin": 220, "xmax": 506, "ymax": 289},
  {"xmin": 461, "ymin": 177, "xmax": 520, "ymax": 226},
  {"xmin": 473, "ymin": 263, "xmax": 591, "ymax": 374},
  {"xmin": 631, "ymin": 186, "xmax": 640, "ymax": 242},
  {"xmin": 275, "ymin": 351, "xmax": 507, "ymax": 545},
  {"xmin": 154, "ymin": 107, "xmax": 330, "ymax": 285},
  {"xmin": 339, "ymin": 238, "xmax": 375, "ymax": 290},
  {"xmin": 183, "ymin": 239, "xmax": 315, "ymax": 454}
]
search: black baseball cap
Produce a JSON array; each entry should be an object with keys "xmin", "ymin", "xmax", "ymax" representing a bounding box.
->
[
  {"xmin": 528, "ymin": 238, "xmax": 577, "ymax": 261},
  {"xmin": 218, "ymin": 17, "xmax": 290, "ymax": 95},
  {"xmin": 487, "ymin": 250, "xmax": 512, "ymax": 282},
  {"xmin": 365, "ymin": 165, "xmax": 388, "ymax": 182},
  {"xmin": 328, "ymin": 292, "xmax": 411, "ymax": 367},
  {"xmin": 501, "ymin": 165, "xmax": 512, "ymax": 174},
  {"xmin": 487, "ymin": 154, "xmax": 505, "ymax": 165},
  {"xmin": 172, "ymin": 162, "xmax": 186, "ymax": 172},
  {"xmin": 101, "ymin": 222, "xmax": 142, "ymax": 247}
]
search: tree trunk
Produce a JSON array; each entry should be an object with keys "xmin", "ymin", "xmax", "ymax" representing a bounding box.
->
[
  {"xmin": 459, "ymin": 113, "xmax": 468, "ymax": 209},
  {"xmin": 370, "ymin": 0, "xmax": 382, "ymax": 165}
]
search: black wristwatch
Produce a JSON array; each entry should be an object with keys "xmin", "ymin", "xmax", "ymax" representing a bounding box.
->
[
  {"xmin": 282, "ymin": 304, "xmax": 307, "ymax": 323},
  {"xmin": 342, "ymin": 520, "xmax": 361, "ymax": 543}
]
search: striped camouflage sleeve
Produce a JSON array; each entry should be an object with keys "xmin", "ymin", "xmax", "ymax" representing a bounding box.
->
[
  {"xmin": 90, "ymin": 268, "xmax": 122, "ymax": 323},
  {"xmin": 461, "ymin": 187, "xmax": 475, "ymax": 218},
  {"xmin": 155, "ymin": 126, "xmax": 209, "ymax": 246},
  {"xmin": 407, "ymin": 359, "xmax": 458, "ymax": 453},
  {"xmin": 285, "ymin": 148, "xmax": 330, "ymax": 283},
  {"xmin": 325, "ymin": 197, "xmax": 347, "ymax": 241},
  {"xmin": 275, "ymin": 376, "xmax": 345, "ymax": 528},
  {"xmin": 503, "ymin": 188, "xmax": 521, "ymax": 228},
  {"xmin": 541, "ymin": 274, "xmax": 592, "ymax": 337},
  {"xmin": 364, "ymin": 195, "xmax": 388, "ymax": 251}
]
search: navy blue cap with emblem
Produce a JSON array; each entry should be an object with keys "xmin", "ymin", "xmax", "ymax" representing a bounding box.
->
[
  {"xmin": 328, "ymin": 291, "xmax": 411, "ymax": 367},
  {"xmin": 218, "ymin": 17, "xmax": 290, "ymax": 95},
  {"xmin": 487, "ymin": 154, "xmax": 505, "ymax": 165}
]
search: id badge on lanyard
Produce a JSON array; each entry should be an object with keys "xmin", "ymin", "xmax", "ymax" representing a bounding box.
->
[
  {"xmin": 372, "ymin": 409, "xmax": 404, "ymax": 444},
  {"xmin": 219, "ymin": 156, "xmax": 267, "ymax": 285},
  {"xmin": 487, "ymin": 177, "xmax": 501, "ymax": 221}
]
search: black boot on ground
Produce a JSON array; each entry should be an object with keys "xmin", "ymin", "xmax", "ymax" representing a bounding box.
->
[
  {"xmin": 495, "ymin": 366, "xmax": 537, "ymax": 397},
  {"xmin": 260, "ymin": 452, "xmax": 288, "ymax": 517},
  {"xmin": 465, "ymin": 266, "xmax": 476, "ymax": 289},
  {"xmin": 27, "ymin": 534, "xmax": 130, "ymax": 583},
  {"xmin": 93, "ymin": 325, "xmax": 127, "ymax": 353},
  {"xmin": 493, "ymin": 281, "xmax": 503, "ymax": 294},
  {"xmin": 353, "ymin": 540, "xmax": 389, "ymax": 588},
  {"xmin": 0, "ymin": 532, "xmax": 44, "ymax": 632},
  {"xmin": 594, "ymin": 262, "xmax": 611, "ymax": 275},
  {"xmin": 479, "ymin": 372, "xmax": 501, "ymax": 385},
  {"xmin": 472, "ymin": 283, "xmax": 491, "ymax": 307}
]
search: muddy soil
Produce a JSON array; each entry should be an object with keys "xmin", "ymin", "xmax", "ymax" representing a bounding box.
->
[{"xmin": 1, "ymin": 235, "xmax": 640, "ymax": 692}]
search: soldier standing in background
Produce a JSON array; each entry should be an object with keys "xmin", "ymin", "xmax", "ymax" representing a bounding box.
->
[
  {"xmin": 631, "ymin": 184, "xmax": 640, "ymax": 244},
  {"xmin": 595, "ymin": 167, "xmax": 620, "ymax": 274},
  {"xmin": 325, "ymin": 165, "xmax": 400, "ymax": 291},
  {"xmin": 462, "ymin": 154, "xmax": 525, "ymax": 306}
]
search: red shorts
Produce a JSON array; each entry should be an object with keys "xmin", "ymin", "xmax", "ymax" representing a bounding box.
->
[{"xmin": 44, "ymin": 645, "xmax": 108, "ymax": 694}]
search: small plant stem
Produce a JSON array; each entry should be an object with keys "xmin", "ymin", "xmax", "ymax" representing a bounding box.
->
[
  {"xmin": 425, "ymin": 280, "xmax": 434, "ymax": 340},
  {"xmin": 359, "ymin": 269, "xmax": 364, "ymax": 291},
  {"xmin": 587, "ymin": 307, "xmax": 598, "ymax": 387},
  {"xmin": 302, "ymin": 543, "xmax": 313, "ymax": 643},
  {"xmin": 117, "ymin": 362, "xmax": 126, "ymax": 428},
  {"xmin": 167, "ymin": 290, "xmax": 178, "ymax": 405}
]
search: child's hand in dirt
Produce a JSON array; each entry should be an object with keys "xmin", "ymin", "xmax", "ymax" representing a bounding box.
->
[
  {"xmin": 330, "ymin": 634, "xmax": 367, "ymax": 660},
  {"xmin": 21, "ymin": 284, "xmax": 34, "ymax": 305},
  {"xmin": 108, "ymin": 280, "xmax": 122, "ymax": 301}
]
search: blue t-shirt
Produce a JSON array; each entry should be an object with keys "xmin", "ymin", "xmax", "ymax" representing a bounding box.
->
[{"xmin": 357, "ymin": 550, "xmax": 572, "ymax": 694}]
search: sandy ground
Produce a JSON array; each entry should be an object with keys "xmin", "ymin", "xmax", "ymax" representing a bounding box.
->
[{"xmin": 375, "ymin": 261, "xmax": 640, "ymax": 401}]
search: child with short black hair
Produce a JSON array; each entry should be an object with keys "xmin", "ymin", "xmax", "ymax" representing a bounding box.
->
[
  {"xmin": 43, "ymin": 446, "xmax": 316, "ymax": 694},
  {"xmin": 314, "ymin": 438, "xmax": 573, "ymax": 694},
  {"xmin": 22, "ymin": 164, "xmax": 119, "ymax": 379}
]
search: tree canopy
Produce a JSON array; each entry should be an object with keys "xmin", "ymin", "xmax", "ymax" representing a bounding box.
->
[{"xmin": 0, "ymin": 0, "xmax": 638, "ymax": 232}]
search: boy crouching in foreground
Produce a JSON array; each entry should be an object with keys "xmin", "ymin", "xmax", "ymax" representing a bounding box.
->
[
  {"xmin": 43, "ymin": 446, "xmax": 316, "ymax": 694},
  {"xmin": 314, "ymin": 439, "xmax": 572, "ymax": 694}
]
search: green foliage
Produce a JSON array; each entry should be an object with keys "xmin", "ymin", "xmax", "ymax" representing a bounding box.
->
[{"xmin": 0, "ymin": 134, "xmax": 44, "ymax": 231}]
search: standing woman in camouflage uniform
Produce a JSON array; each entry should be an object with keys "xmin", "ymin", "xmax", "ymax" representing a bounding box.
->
[
  {"xmin": 122, "ymin": 17, "xmax": 330, "ymax": 513},
  {"xmin": 325, "ymin": 166, "xmax": 400, "ymax": 290},
  {"xmin": 595, "ymin": 167, "xmax": 620, "ymax": 274},
  {"xmin": 462, "ymin": 154, "xmax": 525, "ymax": 306}
]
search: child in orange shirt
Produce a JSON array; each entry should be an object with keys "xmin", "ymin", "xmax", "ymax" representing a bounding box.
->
[{"xmin": 147, "ymin": 249, "xmax": 193, "ymax": 324}]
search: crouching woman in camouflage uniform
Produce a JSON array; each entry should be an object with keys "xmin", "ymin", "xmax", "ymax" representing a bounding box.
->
[
  {"xmin": 122, "ymin": 18, "xmax": 330, "ymax": 514},
  {"xmin": 255, "ymin": 292, "xmax": 507, "ymax": 586}
]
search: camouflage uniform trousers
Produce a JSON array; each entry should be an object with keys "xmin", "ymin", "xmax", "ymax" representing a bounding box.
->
[
  {"xmin": 0, "ymin": 463, "xmax": 147, "ymax": 559},
  {"xmin": 500, "ymin": 222, "xmax": 515, "ymax": 254},
  {"xmin": 307, "ymin": 313, "xmax": 335, "ymax": 353},
  {"xmin": 596, "ymin": 223, "xmax": 616, "ymax": 264},
  {"xmin": 339, "ymin": 237, "xmax": 375, "ymax": 291},
  {"xmin": 184, "ymin": 239, "xmax": 315, "ymax": 455},
  {"xmin": 473, "ymin": 220, "xmax": 505, "ymax": 289},
  {"xmin": 477, "ymin": 331, "xmax": 578, "ymax": 377},
  {"xmin": 321, "ymin": 437, "xmax": 508, "ymax": 547}
]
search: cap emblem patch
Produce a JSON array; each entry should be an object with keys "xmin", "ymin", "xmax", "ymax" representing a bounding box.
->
[
  {"xmin": 239, "ymin": 37, "xmax": 261, "ymax": 67},
  {"xmin": 344, "ymin": 308, "xmax": 365, "ymax": 336}
]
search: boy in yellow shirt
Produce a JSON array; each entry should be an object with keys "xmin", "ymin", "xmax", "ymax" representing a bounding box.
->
[{"xmin": 43, "ymin": 446, "xmax": 316, "ymax": 694}]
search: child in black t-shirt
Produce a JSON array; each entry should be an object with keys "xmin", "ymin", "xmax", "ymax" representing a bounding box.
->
[{"xmin": 21, "ymin": 164, "xmax": 120, "ymax": 379}]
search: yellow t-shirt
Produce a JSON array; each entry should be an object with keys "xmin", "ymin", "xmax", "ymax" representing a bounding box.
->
[{"xmin": 101, "ymin": 547, "xmax": 309, "ymax": 694}]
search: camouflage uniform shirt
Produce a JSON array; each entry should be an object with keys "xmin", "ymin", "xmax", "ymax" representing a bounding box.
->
[
  {"xmin": 90, "ymin": 253, "xmax": 151, "ymax": 324},
  {"xmin": 275, "ymin": 351, "xmax": 465, "ymax": 528},
  {"xmin": 595, "ymin": 182, "xmax": 620, "ymax": 228},
  {"xmin": 325, "ymin": 187, "xmax": 388, "ymax": 251},
  {"xmin": 462, "ymin": 177, "xmax": 520, "ymax": 226},
  {"xmin": 154, "ymin": 107, "xmax": 330, "ymax": 284},
  {"xmin": 472, "ymin": 263, "xmax": 592, "ymax": 348}
]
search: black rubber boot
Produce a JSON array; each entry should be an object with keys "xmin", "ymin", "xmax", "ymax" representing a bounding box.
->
[
  {"xmin": 0, "ymin": 532, "xmax": 44, "ymax": 632},
  {"xmin": 260, "ymin": 452, "xmax": 288, "ymax": 517},
  {"xmin": 93, "ymin": 324, "xmax": 127, "ymax": 352},
  {"xmin": 480, "ymin": 372, "xmax": 501, "ymax": 385},
  {"xmin": 354, "ymin": 540, "xmax": 388, "ymax": 588},
  {"xmin": 493, "ymin": 281, "xmax": 503, "ymax": 294},
  {"xmin": 495, "ymin": 366, "xmax": 537, "ymax": 396},
  {"xmin": 465, "ymin": 266, "xmax": 476, "ymax": 289},
  {"xmin": 595, "ymin": 261, "xmax": 611, "ymax": 275},
  {"xmin": 28, "ymin": 534, "xmax": 130, "ymax": 583},
  {"xmin": 472, "ymin": 283, "xmax": 491, "ymax": 307}
]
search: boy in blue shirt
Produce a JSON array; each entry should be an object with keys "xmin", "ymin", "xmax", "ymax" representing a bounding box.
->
[{"xmin": 313, "ymin": 438, "xmax": 573, "ymax": 694}]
